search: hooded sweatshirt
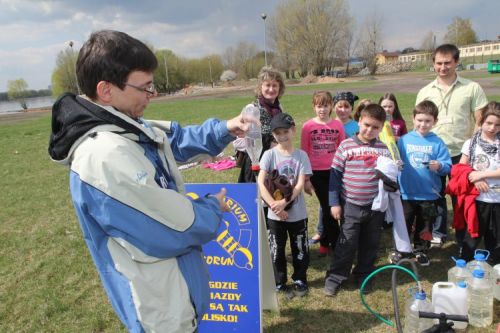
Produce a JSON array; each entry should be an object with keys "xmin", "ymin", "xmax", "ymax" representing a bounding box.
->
[
  {"xmin": 397, "ymin": 130, "xmax": 452, "ymax": 201},
  {"xmin": 48, "ymin": 93, "xmax": 234, "ymax": 333}
]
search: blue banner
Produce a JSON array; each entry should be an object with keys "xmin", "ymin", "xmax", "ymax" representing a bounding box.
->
[{"xmin": 185, "ymin": 183, "xmax": 261, "ymax": 333}]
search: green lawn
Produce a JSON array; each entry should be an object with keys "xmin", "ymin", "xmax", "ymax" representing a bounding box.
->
[{"xmin": 1, "ymin": 78, "xmax": 499, "ymax": 332}]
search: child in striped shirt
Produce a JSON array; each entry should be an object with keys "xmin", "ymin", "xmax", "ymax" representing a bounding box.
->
[{"xmin": 324, "ymin": 104, "xmax": 391, "ymax": 297}]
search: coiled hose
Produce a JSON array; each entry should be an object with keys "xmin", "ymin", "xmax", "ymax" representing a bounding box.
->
[{"xmin": 359, "ymin": 261, "xmax": 421, "ymax": 332}]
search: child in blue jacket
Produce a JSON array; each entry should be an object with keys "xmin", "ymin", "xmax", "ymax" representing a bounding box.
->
[{"xmin": 396, "ymin": 100, "xmax": 452, "ymax": 264}]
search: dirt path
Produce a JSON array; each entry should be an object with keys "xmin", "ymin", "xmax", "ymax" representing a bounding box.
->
[{"xmin": 2, "ymin": 71, "xmax": 498, "ymax": 125}]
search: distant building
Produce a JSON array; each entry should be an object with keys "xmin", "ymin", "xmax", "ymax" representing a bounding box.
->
[
  {"xmin": 398, "ymin": 51, "xmax": 432, "ymax": 64},
  {"xmin": 397, "ymin": 39, "xmax": 500, "ymax": 64},
  {"xmin": 460, "ymin": 40, "xmax": 500, "ymax": 60},
  {"xmin": 375, "ymin": 51, "xmax": 400, "ymax": 65}
]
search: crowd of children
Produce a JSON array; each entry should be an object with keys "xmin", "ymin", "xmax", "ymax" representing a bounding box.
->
[{"xmin": 239, "ymin": 65, "xmax": 499, "ymax": 299}]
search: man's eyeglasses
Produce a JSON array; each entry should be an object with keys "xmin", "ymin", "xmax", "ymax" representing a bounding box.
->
[{"xmin": 124, "ymin": 82, "xmax": 156, "ymax": 95}]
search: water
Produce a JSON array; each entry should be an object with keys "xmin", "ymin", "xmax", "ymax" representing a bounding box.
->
[
  {"xmin": 466, "ymin": 251, "xmax": 492, "ymax": 285},
  {"xmin": 468, "ymin": 270, "xmax": 493, "ymax": 327},
  {"xmin": 493, "ymin": 264, "xmax": 500, "ymax": 301},
  {"xmin": 404, "ymin": 291, "xmax": 434, "ymax": 333},
  {"xmin": 0, "ymin": 96, "xmax": 54, "ymax": 114},
  {"xmin": 241, "ymin": 104, "xmax": 262, "ymax": 167},
  {"xmin": 447, "ymin": 258, "xmax": 471, "ymax": 285}
]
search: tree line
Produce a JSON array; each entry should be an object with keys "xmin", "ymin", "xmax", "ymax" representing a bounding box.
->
[
  {"xmin": 0, "ymin": 88, "xmax": 52, "ymax": 102},
  {"xmin": 6, "ymin": 0, "xmax": 480, "ymax": 101}
]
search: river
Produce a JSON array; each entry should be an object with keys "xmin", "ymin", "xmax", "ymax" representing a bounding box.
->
[{"xmin": 0, "ymin": 96, "xmax": 54, "ymax": 114}]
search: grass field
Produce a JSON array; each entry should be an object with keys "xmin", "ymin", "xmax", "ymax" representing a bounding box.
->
[{"xmin": 1, "ymin": 75, "xmax": 499, "ymax": 332}]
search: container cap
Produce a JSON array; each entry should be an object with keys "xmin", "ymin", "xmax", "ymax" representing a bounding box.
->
[
  {"xmin": 415, "ymin": 291, "xmax": 426, "ymax": 300},
  {"xmin": 473, "ymin": 253, "xmax": 486, "ymax": 261},
  {"xmin": 472, "ymin": 269, "xmax": 484, "ymax": 278},
  {"xmin": 457, "ymin": 281, "xmax": 467, "ymax": 288},
  {"xmin": 456, "ymin": 259, "xmax": 466, "ymax": 267}
]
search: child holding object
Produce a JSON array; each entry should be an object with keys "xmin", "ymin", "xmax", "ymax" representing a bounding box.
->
[
  {"xmin": 238, "ymin": 67, "xmax": 285, "ymax": 183},
  {"xmin": 451, "ymin": 101, "xmax": 500, "ymax": 264},
  {"xmin": 396, "ymin": 100, "xmax": 452, "ymax": 265},
  {"xmin": 258, "ymin": 113, "xmax": 312, "ymax": 297},
  {"xmin": 301, "ymin": 91, "xmax": 345, "ymax": 257},
  {"xmin": 379, "ymin": 93, "xmax": 408, "ymax": 140},
  {"xmin": 325, "ymin": 104, "xmax": 391, "ymax": 296}
]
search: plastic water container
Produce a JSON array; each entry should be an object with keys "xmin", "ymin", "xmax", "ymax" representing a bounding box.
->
[
  {"xmin": 432, "ymin": 281, "xmax": 468, "ymax": 330},
  {"xmin": 466, "ymin": 250, "xmax": 492, "ymax": 285},
  {"xmin": 448, "ymin": 257, "xmax": 471, "ymax": 285},
  {"xmin": 404, "ymin": 291, "xmax": 434, "ymax": 333},
  {"xmin": 468, "ymin": 269, "xmax": 493, "ymax": 327},
  {"xmin": 494, "ymin": 264, "xmax": 500, "ymax": 301},
  {"xmin": 241, "ymin": 104, "xmax": 262, "ymax": 170}
]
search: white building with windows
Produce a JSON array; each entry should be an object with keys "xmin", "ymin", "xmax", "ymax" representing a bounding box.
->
[{"xmin": 397, "ymin": 39, "xmax": 500, "ymax": 64}]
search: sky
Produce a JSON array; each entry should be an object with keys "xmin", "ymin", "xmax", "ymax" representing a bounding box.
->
[{"xmin": 0, "ymin": 0, "xmax": 498, "ymax": 92}]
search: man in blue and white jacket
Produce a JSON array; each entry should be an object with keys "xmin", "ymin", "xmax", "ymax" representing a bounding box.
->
[{"xmin": 48, "ymin": 30, "xmax": 253, "ymax": 333}]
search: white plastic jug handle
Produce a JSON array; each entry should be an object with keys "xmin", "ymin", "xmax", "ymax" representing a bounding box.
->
[{"xmin": 433, "ymin": 282, "xmax": 455, "ymax": 289}]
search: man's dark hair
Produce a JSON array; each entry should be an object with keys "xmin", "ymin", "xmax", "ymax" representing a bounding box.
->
[
  {"xmin": 359, "ymin": 103, "xmax": 386, "ymax": 123},
  {"xmin": 76, "ymin": 30, "xmax": 158, "ymax": 99},
  {"xmin": 432, "ymin": 44, "xmax": 460, "ymax": 62},
  {"xmin": 414, "ymin": 100, "xmax": 439, "ymax": 120}
]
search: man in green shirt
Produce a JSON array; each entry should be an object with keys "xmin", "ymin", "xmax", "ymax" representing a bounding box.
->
[{"xmin": 416, "ymin": 43, "xmax": 488, "ymax": 249}]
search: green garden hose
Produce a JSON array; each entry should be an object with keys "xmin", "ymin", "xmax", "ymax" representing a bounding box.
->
[{"xmin": 359, "ymin": 264, "xmax": 420, "ymax": 327}]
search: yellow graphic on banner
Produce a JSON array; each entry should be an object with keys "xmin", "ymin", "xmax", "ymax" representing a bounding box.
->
[{"xmin": 186, "ymin": 192, "xmax": 254, "ymax": 270}]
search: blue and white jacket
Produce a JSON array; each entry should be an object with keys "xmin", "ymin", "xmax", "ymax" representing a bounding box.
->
[
  {"xmin": 48, "ymin": 93, "xmax": 235, "ymax": 333},
  {"xmin": 397, "ymin": 130, "xmax": 451, "ymax": 201}
]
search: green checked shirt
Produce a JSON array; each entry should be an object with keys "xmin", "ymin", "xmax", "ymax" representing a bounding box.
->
[{"xmin": 416, "ymin": 76, "xmax": 488, "ymax": 157}]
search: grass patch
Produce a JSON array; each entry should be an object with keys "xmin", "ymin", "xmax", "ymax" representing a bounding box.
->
[{"xmin": 1, "ymin": 78, "xmax": 499, "ymax": 332}]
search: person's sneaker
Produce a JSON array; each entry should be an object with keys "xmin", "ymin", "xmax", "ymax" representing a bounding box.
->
[
  {"xmin": 275, "ymin": 284, "xmax": 289, "ymax": 293},
  {"xmin": 308, "ymin": 234, "xmax": 321, "ymax": 245},
  {"xmin": 292, "ymin": 280, "xmax": 308, "ymax": 297},
  {"xmin": 388, "ymin": 251, "xmax": 413, "ymax": 264},
  {"xmin": 430, "ymin": 236, "xmax": 443, "ymax": 248},
  {"xmin": 324, "ymin": 284, "xmax": 340, "ymax": 297},
  {"xmin": 414, "ymin": 252, "xmax": 430, "ymax": 266},
  {"xmin": 318, "ymin": 245, "xmax": 329, "ymax": 257},
  {"xmin": 388, "ymin": 251, "xmax": 402, "ymax": 264}
]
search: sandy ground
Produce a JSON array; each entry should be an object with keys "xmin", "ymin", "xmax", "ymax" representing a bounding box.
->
[{"xmin": 1, "ymin": 72, "xmax": 497, "ymax": 125}]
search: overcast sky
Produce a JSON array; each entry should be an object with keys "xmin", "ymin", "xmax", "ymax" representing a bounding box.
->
[{"xmin": 0, "ymin": 0, "xmax": 497, "ymax": 92}]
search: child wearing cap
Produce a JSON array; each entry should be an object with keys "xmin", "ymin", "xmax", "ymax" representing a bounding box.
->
[
  {"xmin": 334, "ymin": 91, "xmax": 359, "ymax": 137},
  {"xmin": 257, "ymin": 113, "xmax": 313, "ymax": 297}
]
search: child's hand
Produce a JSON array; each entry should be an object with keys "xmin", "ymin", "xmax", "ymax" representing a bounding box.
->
[
  {"xmin": 277, "ymin": 210, "xmax": 288, "ymax": 221},
  {"xmin": 468, "ymin": 171, "xmax": 484, "ymax": 183},
  {"xmin": 304, "ymin": 180, "xmax": 314, "ymax": 196},
  {"xmin": 473, "ymin": 180, "xmax": 490, "ymax": 192},
  {"xmin": 428, "ymin": 160, "xmax": 441, "ymax": 172},
  {"xmin": 330, "ymin": 205, "xmax": 342, "ymax": 221},
  {"xmin": 270, "ymin": 199, "xmax": 287, "ymax": 215}
]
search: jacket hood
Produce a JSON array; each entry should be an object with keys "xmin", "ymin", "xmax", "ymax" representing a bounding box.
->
[{"xmin": 48, "ymin": 93, "xmax": 143, "ymax": 162}]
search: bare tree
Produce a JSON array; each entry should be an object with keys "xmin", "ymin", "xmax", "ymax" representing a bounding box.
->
[
  {"xmin": 269, "ymin": 0, "xmax": 352, "ymax": 76},
  {"xmin": 444, "ymin": 17, "xmax": 478, "ymax": 46},
  {"xmin": 222, "ymin": 42, "xmax": 261, "ymax": 79},
  {"xmin": 420, "ymin": 31, "xmax": 436, "ymax": 52},
  {"xmin": 358, "ymin": 9, "xmax": 384, "ymax": 75},
  {"xmin": 340, "ymin": 20, "xmax": 357, "ymax": 74}
]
